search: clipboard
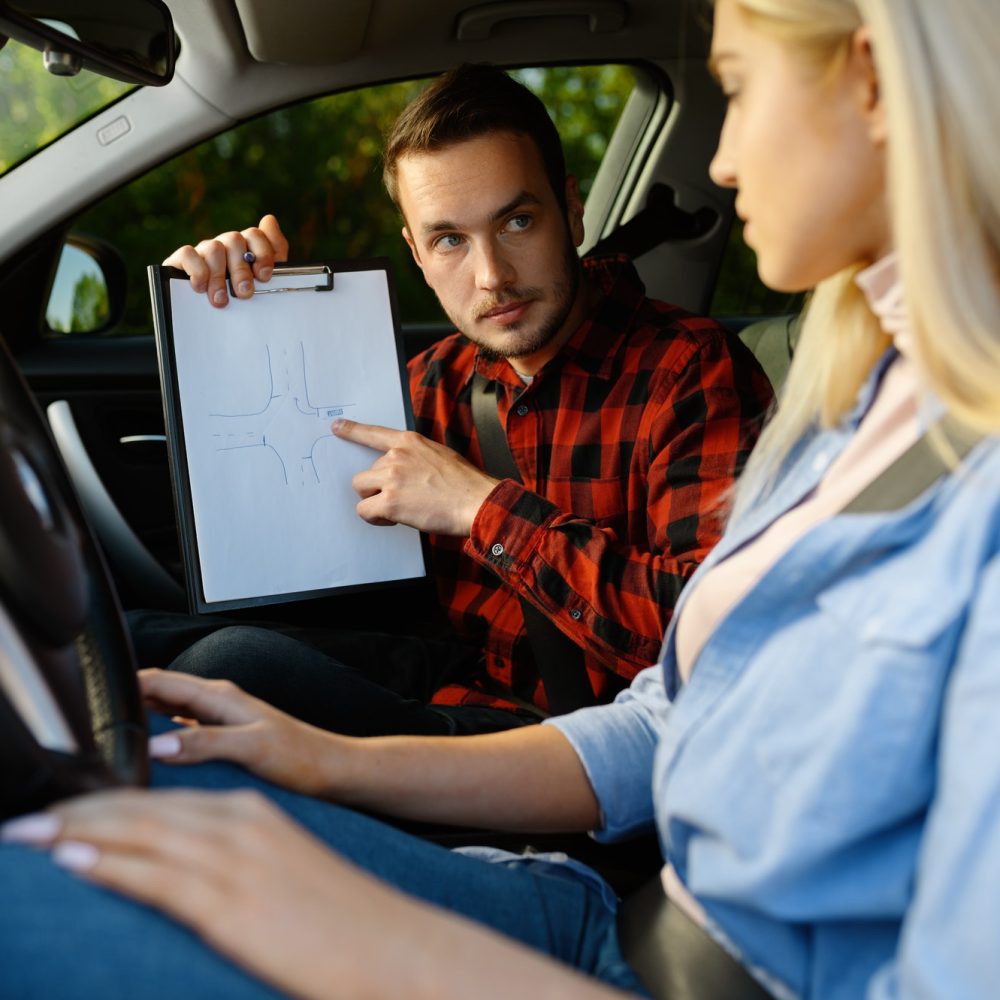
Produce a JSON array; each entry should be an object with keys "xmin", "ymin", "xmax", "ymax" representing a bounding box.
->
[{"xmin": 149, "ymin": 258, "xmax": 427, "ymax": 614}]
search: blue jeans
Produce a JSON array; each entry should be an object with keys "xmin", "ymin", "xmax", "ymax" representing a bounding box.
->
[{"xmin": 0, "ymin": 718, "xmax": 648, "ymax": 998}]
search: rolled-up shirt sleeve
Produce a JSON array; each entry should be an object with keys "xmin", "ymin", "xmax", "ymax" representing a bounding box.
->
[{"xmin": 545, "ymin": 663, "xmax": 671, "ymax": 841}]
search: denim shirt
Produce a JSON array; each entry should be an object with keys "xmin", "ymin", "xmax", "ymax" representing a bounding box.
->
[{"xmin": 549, "ymin": 355, "xmax": 1000, "ymax": 999}]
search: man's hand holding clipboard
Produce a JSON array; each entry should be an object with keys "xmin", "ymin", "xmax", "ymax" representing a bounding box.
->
[{"xmin": 162, "ymin": 214, "xmax": 288, "ymax": 309}]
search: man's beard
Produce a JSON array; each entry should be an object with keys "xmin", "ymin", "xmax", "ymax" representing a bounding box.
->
[{"xmin": 454, "ymin": 234, "xmax": 582, "ymax": 362}]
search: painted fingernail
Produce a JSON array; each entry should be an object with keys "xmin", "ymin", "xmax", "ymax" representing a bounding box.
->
[
  {"xmin": 238, "ymin": 280, "xmax": 252, "ymax": 296},
  {"xmin": 149, "ymin": 732, "xmax": 182, "ymax": 758},
  {"xmin": 0, "ymin": 812, "xmax": 61, "ymax": 844},
  {"xmin": 213, "ymin": 289, "xmax": 228, "ymax": 306},
  {"xmin": 52, "ymin": 841, "xmax": 100, "ymax": 873}
]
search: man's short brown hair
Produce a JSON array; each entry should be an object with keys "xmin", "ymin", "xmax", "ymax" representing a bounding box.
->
[{"xmin": 383, "ymin": 63, "xmax": 568, "ymax": 212}]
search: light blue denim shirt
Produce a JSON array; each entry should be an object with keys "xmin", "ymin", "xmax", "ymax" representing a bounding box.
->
[{"xmin": 549, "ymin": 353, "xmax": 1000, "ymax": 999}]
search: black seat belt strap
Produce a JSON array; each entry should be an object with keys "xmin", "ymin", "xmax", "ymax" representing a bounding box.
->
[
  {"xmin": 470, "ymin": 373, "xmax": 520, "ymax": 481},
  {"xmin": 470, "ymin": 373, "xmax": 596, "ymax": 715}
]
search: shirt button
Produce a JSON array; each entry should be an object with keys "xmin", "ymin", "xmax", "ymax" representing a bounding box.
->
[
  {"xmin": 491, "ymin": 543, "xmax": 504, "ymax": 557},
  {"xmin": 570, "ymin": 609, "xmax": 583, "ymax": 620},
  {"xmin": 515, "ymin": 404, "xmax": 529, "ymax": 417},
  {"xmin": 812, "ymin": 451, "xmax": 829, "ymax": 472}
]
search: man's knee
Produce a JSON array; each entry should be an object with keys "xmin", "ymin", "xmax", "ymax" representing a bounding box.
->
[
  {"xmin": 166, "ymin": 626, "xmax": 353, "ymax": 725},
  {"xmin": 169, "ymin": 625, "xmax": 280, "ymax": 684}
]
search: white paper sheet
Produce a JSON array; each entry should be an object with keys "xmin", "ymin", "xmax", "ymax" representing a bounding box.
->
[{"xmin": 165, "ymin": 267, "xmax": 425, "ymax": 605}]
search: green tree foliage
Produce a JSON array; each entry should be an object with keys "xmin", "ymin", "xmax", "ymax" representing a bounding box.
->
[
  {"xmin": 68, "ymin": 65, "xmax": 637, "ymax": 336},
  {"xmin": 67, "ymin": 271, "xmax": 110, "ymax": 331},
  {"xmin": 0, "ymin": 40, "xmax": 131, "ymax": 174}
]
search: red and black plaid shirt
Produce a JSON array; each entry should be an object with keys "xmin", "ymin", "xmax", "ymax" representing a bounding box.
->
[{"xmin": 409, "ymin": 256, "xmax": 772, "ymax": 712}]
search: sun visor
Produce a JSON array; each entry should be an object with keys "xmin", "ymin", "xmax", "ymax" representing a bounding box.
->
[{"xmin": 234, "ymin": 0, "xmax": 372, "ymax": 65}]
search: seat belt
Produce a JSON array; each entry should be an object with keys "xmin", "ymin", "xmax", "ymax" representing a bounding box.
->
[
  {"xmin": 842, "ymin": 413, "xmax": 982, "ymax": 515},
  {"xmin": 470, "ymin": 373, "xmax": 596, "ymax": 715}
]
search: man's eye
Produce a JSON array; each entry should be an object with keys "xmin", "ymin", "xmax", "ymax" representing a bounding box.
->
[
  {"xmin": 505, "ymin": 214, "xmax": 532, "ymax": 232},
  {"xmin": 434, "ymin": 234, "xmax": 463, "ymax": 251}
]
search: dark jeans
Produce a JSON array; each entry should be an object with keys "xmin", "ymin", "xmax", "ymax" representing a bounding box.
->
[
  {"xmin": 0, "ymin": 715, "xmax": 649, "ymax": 999},
  {"xmin": 127, "ymin": 609, "xmax": 538, "ymax": 737}
]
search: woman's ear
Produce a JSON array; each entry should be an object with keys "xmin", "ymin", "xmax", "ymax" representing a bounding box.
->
[{"xmin": 852, "ymin": 25, "xmax": 887, "ymax": 145}]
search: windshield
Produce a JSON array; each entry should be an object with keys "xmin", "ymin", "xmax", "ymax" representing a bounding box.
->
[{"xmin": 0, "ymin": 35, "xmax": 133, "ymax": 175}]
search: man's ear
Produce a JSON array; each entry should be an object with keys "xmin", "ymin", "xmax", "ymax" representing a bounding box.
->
[
  {"xmin": 852, "ymin": 26, "xmax": 886, "ymax": 145},
  {"xmin": 402, "ymin": 226, "xmax": 429, "ymax": 283},
  {"xmin": 565, "ymin": 176, "xmax": 586, "ymax": 248}
]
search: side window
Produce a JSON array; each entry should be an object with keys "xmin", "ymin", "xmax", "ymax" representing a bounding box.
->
[
  {"xmin": 710, "ymin": 221, "xmax": 804, "ymax": 319},
  {"xmin": 0, "ymin": 37, "xmax": 133, "ymax": 177},
  {"xmin": 53, "ymin": 65, "xmax": 639, "ymax": 338}
]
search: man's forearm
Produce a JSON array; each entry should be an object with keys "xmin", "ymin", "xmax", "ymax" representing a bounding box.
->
[
  {"xmin": 467, "ymin": 479, "xmax": 687, "ymax": 674},
  {"xmin": 319, "ymin": 723, "xmax": 602, "ymax": 833}
]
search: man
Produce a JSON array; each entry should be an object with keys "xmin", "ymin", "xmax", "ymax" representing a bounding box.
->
[{"xmin": 138, "ymin": 63, "xmax": 772, "ymax": 735}]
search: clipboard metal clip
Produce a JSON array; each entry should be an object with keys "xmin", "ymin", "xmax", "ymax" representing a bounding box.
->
[{"xmin": 229, "ymin": 264, "xmax": 334, "ymax": 297}]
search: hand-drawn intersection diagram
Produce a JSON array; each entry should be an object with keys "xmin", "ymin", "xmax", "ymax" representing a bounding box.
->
[
  {"xmin": 208, "ymin": 340, "xmax": 356, "ymax": 487},
  {"xmin": 162, "ymin": 266, "xmax": 426, "ymax": 605}
]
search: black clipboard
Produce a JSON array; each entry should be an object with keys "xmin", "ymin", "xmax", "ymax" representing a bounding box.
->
[{"xmin": 149, "ymin": 258, "xmax": 427, "ymax": 614}]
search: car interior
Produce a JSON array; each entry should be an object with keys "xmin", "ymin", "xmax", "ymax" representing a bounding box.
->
[{"xmin": 0, "ymin": 0, "xmax": 799, "ymax": 882}]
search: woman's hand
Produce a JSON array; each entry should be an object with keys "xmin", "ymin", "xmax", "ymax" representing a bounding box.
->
[
  {"xmin": 141, "ymin": 669, "xmax": 349, "ymax": 798},
  {"xmin": 1, "ymin": 789, "xmax": 625, "ymax": 1000},
  {"xmin": 3, "ymin": 788, "xmax": 407, "ymax": 1000}
]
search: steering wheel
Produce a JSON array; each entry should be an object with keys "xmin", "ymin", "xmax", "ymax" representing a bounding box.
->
[{"xmin": 0, "ymin": 336, "xmax": 147, "ymax": 820}]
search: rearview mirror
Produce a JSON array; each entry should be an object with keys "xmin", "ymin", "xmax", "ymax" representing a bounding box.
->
[{"xmin": 0, "ymin": 0, "xmax": 175, "ymax": 86}]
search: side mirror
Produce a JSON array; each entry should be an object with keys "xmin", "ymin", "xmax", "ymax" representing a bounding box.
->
[
  {"xmin": 46, "ymin": 234, "xmax": 126, "ymax": 335},
  {"xmin": 0, "ymin": 0, "xmax": 176, "ymax": 86}
]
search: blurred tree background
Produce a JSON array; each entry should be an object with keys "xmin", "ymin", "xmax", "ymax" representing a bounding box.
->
[
  {"xmin": 66, "ymin": 65, "xmax": 637, "ymax": 335},
  {"xmin": 0, "ymin": 41, "xmax": 131, "ymax": 174},
  {"xmin": 66, "ymin": 271, "xmax": 110, "ymax": 331}
]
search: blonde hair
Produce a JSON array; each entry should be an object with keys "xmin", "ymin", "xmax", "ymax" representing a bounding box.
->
[{"xmin": 729, "ymin": 0, "xmax": 1000, "ymax": 512}]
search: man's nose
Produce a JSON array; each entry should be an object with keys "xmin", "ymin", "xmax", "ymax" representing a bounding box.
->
[{"xmin": 474, "ymin": 240, "xmax": 516, "ymax": 292}]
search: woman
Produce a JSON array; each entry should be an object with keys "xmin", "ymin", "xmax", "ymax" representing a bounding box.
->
[{"xmin": 3, "ymin": 0, "xmax": 999, "ymax": 997}]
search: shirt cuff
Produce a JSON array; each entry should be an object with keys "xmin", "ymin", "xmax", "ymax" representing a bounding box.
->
[{"xmin": 466, "ymin": 478, "xmax": 560, "ymax": 582}]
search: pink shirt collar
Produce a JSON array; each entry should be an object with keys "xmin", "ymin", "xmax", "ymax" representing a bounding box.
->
[{"xmin": 855, "ymin": 251, "xmax": 913, "ymax": 356}]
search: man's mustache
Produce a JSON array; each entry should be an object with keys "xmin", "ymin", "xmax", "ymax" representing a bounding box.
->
[{"xmin": 473, "ymin": 288, "xmax": 542, "ymax": 321}]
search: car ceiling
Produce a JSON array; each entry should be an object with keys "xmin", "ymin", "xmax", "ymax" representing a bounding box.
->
[{"xmin": 170, "ymin": 0, "xmax": 707, "ymax": 117}]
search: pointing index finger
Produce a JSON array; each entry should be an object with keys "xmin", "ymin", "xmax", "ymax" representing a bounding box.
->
[{"xmin": 331, "ymin": 418, "xmax": 405, "ymax": 453}]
